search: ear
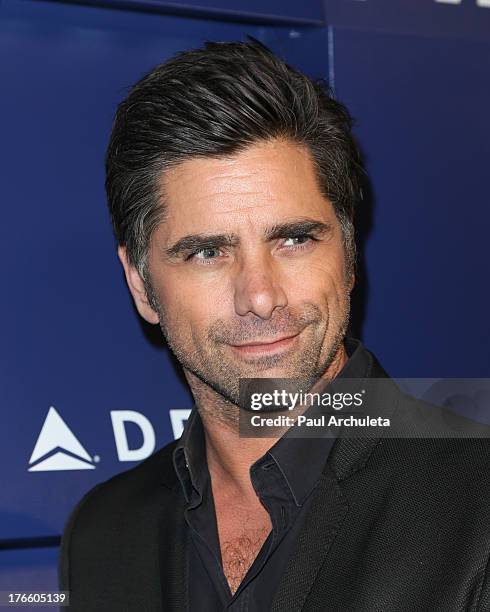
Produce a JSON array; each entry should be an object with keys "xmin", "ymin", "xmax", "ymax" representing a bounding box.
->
[{"xmin": 117, "ymin": 245, "xmax": 160, "ymax": 324}]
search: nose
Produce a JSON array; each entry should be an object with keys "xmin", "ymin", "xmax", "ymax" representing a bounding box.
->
[{"xmin": 233, "ymin": 251, "xmax": 288, "ymax": 319}]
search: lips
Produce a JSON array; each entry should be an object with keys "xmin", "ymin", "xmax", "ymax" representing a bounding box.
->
[
  {"xmin": 231, "ymin": 333, "xmax": 299, "ymax": 348},
  {"xmin": 229, "ymin": 332, "xmax": 301, "ymax": 357}
]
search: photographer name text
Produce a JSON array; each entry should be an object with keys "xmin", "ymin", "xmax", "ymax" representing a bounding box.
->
[{"xmin": 249, "ymin": 414, "xmax": 390, "ymax": 428}]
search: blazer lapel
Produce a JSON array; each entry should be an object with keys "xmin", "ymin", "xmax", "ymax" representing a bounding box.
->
[
  {"xmin": 270, "ymin": 462, "xmax": 349, "ymax": 612},
  {"xmin": 158, "ymin": 481, "xmax": 189, "ymax": 612},
  {"xmin": 155, "ymin": 442, "xmax": 190, "ymax": 612},
  {"xmin": 270, "ymin": 348, "xmax": 400, "ymax": 611}
]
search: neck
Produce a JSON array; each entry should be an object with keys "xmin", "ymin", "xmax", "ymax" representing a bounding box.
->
[{"xmin": 184, "ymin": 340, "xmax": 349, "ymax": 498}]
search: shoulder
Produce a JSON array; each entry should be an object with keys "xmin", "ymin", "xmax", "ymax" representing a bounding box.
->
[
  {"xmin": 366, "ymin": 405, "xmax": 490, "ymax": 508},
  {"xmin": 58, "ymin": 438, "xmax": 180, "ymax": 589},
  {"xmin": 70, "ymin": 437, "xmax": 178, "ymax": 509},
  {"xmin": 374, "ymin": 388, "xmax": 490, "ymax": 474},
  {"xmin": 65, "ymin": 436, "xmax": 179, "ymax": 517},
  {"xmin": 372, "ymin": 433, "xmax": 490, "ymax": 477}
]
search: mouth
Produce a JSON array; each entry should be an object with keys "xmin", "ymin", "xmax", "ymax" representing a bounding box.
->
[{"xmin": 230, "ymin": 332, "xmax": 301, "ymax": 356}]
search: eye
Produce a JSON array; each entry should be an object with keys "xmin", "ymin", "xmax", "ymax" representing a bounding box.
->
[
  {"xmin": 193, "ymin": 247, "xmax": 220, "ymax": 259},
  {"xmin": 187, "ymin": 246, "xmax": 223, "ymax": 264},
  {"xmin": 281, "ymin": 234, "xmax": 318, "ymax": 249}
]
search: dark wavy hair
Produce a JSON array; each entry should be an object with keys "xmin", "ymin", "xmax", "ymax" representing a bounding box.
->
[{"xmin": 105, "ymin": 38, "xmax": 364, "ymax": 295}]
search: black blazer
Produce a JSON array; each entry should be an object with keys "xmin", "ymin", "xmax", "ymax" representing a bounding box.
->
[{"xmin": 59, "ymin": 354, "xmax": 490, "ymax": 611}]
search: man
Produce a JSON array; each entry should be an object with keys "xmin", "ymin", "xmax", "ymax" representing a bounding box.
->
[{"xmin": 59, "ymin": 40, "xmax": 490, "ymax": 611}]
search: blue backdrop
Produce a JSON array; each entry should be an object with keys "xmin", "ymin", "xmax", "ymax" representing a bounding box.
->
[{"xmin": 1, "ymin": 0, "xmax": 489, "ymax": 597}]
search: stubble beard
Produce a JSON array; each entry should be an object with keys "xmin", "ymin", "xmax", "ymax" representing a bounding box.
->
[{"xmin": 152, "ymin": 288, "xmax": 352, "ymax": 428}]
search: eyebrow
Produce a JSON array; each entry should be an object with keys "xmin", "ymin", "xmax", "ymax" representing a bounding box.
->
[
  {"xmin": 264, "ymin": 219, "xmax": 332, "ymax": 241},
  {"xmin": 164, "ymin": 233, "xmax": 239, "ymax": 258},
  {"xmin": 163, "ymin": 218, "xmax": 333, "ymax": 259}
]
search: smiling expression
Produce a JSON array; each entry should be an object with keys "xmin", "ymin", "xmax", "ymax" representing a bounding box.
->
[{"xmin": 119, "ymin": 138, "xmax": 355, "ymax": 408}]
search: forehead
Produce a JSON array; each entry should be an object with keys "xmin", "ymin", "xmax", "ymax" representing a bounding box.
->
[{"xmin": 156, "ymin": 138, "xmax": 336, "ymax": 238}]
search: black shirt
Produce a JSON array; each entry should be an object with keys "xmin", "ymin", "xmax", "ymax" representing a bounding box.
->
[{"xmin": 172, "ymin": 336, "xmax": 372, "ymax": 611}]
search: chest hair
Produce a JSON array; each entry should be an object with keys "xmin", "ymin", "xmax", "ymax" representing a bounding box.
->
[{"xmin": 220, "ymin": 525, "xmax": 271, "ymax": 595}]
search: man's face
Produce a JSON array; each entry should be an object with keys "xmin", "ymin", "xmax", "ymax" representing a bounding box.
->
[{"xmin": 122, "ymin": 138, "xmax": 354, "ymax": 405}]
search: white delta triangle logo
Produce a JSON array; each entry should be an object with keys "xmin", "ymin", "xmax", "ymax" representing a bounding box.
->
[
  {"xmin": 28, "ymin": 406, "xmax": 96, "ymax": 471},
  {"xmin": 28, "ymin": 406, "xmax": 191, "ymax": 472}
]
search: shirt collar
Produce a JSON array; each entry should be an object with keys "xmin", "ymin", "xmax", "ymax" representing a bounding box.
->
[
  {"xmin": 173, "ymin": 336, "xmax": 373, "ymax": 506},
  {"xmin": 173, "ymin": 407, "xmax": 207, "ymax": 504}
]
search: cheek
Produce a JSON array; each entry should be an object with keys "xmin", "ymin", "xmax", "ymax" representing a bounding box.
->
[
  {"xmin": 294, "ymin": 254, "xmax": 347, "ymax": 301},
  {"xmin": 154, "ymin": 270, "xmax": 229, "ymax": 334}
]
